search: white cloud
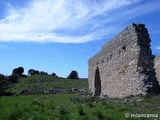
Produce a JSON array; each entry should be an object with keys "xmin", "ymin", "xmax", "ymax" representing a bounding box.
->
[
  {"xmin": 0, "ymin": 0, "xmax": 159, "ymax": 43},
  {"xmin": 120, "ymin": 0, "xmax": 160, "ymax": 21}
]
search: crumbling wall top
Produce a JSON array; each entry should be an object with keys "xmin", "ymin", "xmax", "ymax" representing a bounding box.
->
[
  {"xmin": 89, "ymin": 23, "xmax": 147, "ymax": 63},
  {"xmin": 155, "ymin": 54, "xmax": 160, "ymax": 64},
  {"xmin": 102, "ymin": 23, "xmax": 147, "ymax": 50}
]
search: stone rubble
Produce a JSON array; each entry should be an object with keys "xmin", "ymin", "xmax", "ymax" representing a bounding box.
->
[{"xmin": 19, "ymin": 88, "xmax": 88, "ymax": 95}]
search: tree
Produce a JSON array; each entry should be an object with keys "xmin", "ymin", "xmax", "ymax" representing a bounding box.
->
[
  {"xmin": 28, "ymin": 69, "xmax": 35, "ymax": 76},
  {"xmin": 51, "ymin": 73, "xmax": 58, "ymax": 77},
  {"xmin": 0, "ymin": 74, "xmax": 13, "ymax": 93},
  {"xmin": 8, "ymin": 74, "xmax": 19, "ymax": 83},
  {"xmin": 0, "ymin": 74, "xmax": 18, "ymax": 95},
  {"xmin": 28, "ymin": 69, "xmax": 39, "ymax": 76},
  {"xmin": 0, "ymin": 74, "xmax": 6, "ymax": 93},
  {"xmin": 51, "ymin": 73, "xmax": 56, "ymax": 76},
  {"xmin": 39, "ymin": 71, "xmax": 48, "ymax": 75},
  {"xmin": 12, "ymin": 67, "xmax": 24, "ymax": 76},
  {"xmin": 35, "ymin": 70, "xmax": 39, "ymax": 75},
  {"xmin": 67, "ymin": 70, "xmax": 79, "ymax": 79}
]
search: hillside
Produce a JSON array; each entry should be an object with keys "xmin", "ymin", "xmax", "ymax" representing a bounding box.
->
[
  {"xmin": 0, "ymin": 75, "xmax": 160, "ymax": 120},
  {"xmin": 8, "ymin": 75, "xmax": 88, "ymax": 93}
]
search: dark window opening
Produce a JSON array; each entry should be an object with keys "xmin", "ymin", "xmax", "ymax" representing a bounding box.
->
[
  {"xmin": 122, "ymin": 46, "xmax": 126, "ymax": 51},
  {"xmin": 118, "ymin": 51, "xmax": 121, "ymax": 57},
  {"xmin": 110, "ymin": 55, "xmax": 112, "ymax": 60},
  {"xmin": 102, "ymin": 60, "xmax": 104, "ymax": 63},
  {"xmin": 94, "ymin": 67, "xmax": 101, "ymax": 96}
]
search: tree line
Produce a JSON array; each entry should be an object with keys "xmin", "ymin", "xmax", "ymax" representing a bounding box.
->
[{"xmin": 0, "ymin": 67, "xmax": 79, "ymax": 95}]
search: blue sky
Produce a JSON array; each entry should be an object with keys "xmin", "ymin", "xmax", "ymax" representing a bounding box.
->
[{"xmin": 0, "ymin": 0, "xmax": 160, "ymax": 78}]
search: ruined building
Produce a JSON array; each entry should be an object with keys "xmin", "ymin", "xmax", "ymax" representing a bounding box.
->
[
  {"xmin": 88, "ymin": 23, "xmax": 159, "ymax": 98},
  {"xmin": 154, "ymin": 55, "xmax": 160, "ymax": 83}
]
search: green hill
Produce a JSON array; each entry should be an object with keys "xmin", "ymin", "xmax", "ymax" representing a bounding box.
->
[
  {"xmin": 1, "ymin": 75, "xmax": 160, "ymax": 120},
  {"xmin": 8, "ymin": 75, "xmax": 88, "ymax": 93}
]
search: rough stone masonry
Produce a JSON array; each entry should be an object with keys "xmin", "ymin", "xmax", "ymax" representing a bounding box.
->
[
  {"xmin": 154, "ymin": 54, "xmax": 160, "ymax": 83},
  {"xmin": 88, "ymin": 23, "xmax": 159, "ymax": 98}
]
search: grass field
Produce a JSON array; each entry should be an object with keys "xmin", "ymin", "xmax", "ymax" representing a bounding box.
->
[
  {"xmin": 0, "ymin": 93, "xmax": 160, "ymax": 120},
  {"xmin": 8, "ymin": 75, "xmax": 88, "ymax": 93},
  {"xmin": 0, "ymin": 75, "xmax": 160, "ymax": 120}
]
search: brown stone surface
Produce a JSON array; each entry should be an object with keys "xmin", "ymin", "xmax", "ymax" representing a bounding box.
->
[
  {"xmin": 88, "ymin": 23, "xmax": 159, "ymax": 98},
  {"xmin": 154, "ymin": 55, "xmax": 160, "ymax": 83}
]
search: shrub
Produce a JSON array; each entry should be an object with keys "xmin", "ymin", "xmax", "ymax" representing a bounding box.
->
[
  {"xmin": 67, "ymin": 70, "xmax": 79, "ymax": 79},
  {"xmin": 0, "ymin": 74, "xmax": 6, "ymax": 93},
  {"xmin": 8, "ymin": 74, "xmax": 19, "ymax": 83},
  {"xmin": 51, "ymin": 73, "xmax": 58, "ymax": 77},
  {"xmin": 28, "ymin": 69, "xmax": 39, "ymax": 76},
  {"xmin": 12, "ymin": 67, "xmax": 24, "ymax": 76},
  {"xmin": 0, "ymin": 74, "xmax": 5, "ymax": 80},
  {"xmin": 39, "ymin": 71, "xmax": 48, "ymax": 75}
]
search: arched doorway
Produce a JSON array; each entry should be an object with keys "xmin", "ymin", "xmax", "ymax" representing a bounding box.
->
[{"xmin": 94, "ymin": 67, "xmax": 101, "ymax": 96}]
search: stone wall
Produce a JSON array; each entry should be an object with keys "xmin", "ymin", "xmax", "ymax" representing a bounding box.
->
[
  {"xmin": 154, "ymin": 54, "xmax": 160, "ymax": 83},
  {"xmin": 88, "ymin": 23, "xmax": 159, "ymax": 98}
]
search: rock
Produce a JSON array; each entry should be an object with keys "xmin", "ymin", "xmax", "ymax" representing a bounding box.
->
[{"xmin": 17, "ymin": 88, "xmax": 86, "ymax": 95}]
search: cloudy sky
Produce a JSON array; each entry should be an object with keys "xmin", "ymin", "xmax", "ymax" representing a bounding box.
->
[{"xmin": 0, "ymin": 0, "xmax": 160, "ymax": 77}]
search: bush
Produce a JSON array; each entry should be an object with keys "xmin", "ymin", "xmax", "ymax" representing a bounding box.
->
[
  {"xmin": 28, "ymin": 69, "xmax": 39, "ymax": 76},
  {"xmin": 67, "ymin": 70, "xmax": 79, "ymax": 79},
  {"xmin": 0, "ymin": 74, "xmax": 6, "ymax": 92},
  {"xmin": 39, "ymin": 71, "xmax": 48, "ymax": 75},
  {"xmin": 12, "ymin": 67, "xmax": 24, "ymax": 76},
  {"xmin": 51, "ymin": 73, "xmax": 58, "ymax": 77},
  {"xmin": 8, "ymin": 74, "xmax": 19, "ymax": 83},
  {"xmin": 0, "ymin": 74, "xmax": 13, "ymax": 94},
  {"xmin": 0, "ymin": 74, "xmax": 6, "ymax": 81}
]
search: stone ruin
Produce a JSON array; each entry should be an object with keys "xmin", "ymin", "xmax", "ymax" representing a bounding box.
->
[
  {"xmin": 88, "ymin": 23, "xmax": 160, "ymax": 98},
  {"xmin": 154, "ymin": 54, "xmax": 160, "ymax": 83}
]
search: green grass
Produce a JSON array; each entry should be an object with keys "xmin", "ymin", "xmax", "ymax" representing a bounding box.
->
[
  {"xmin": 0, "ymin": 93, "xmax": 160, "ymax": 120},
  {"xmin": 1, "ymin": 75, "xmax": 160, "ymax": 120},
  {"xmin": 8, "ymin": 75, "xmax": 88, "ymax": 93}
]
